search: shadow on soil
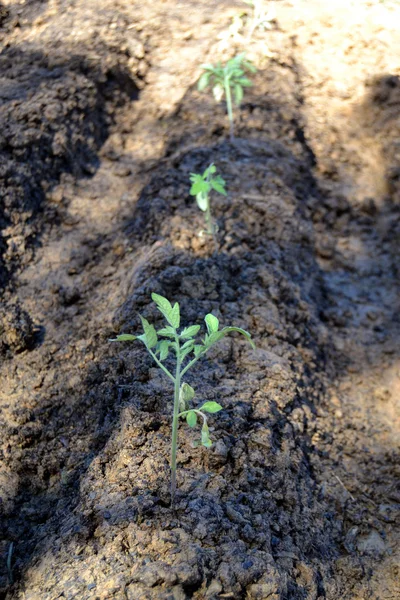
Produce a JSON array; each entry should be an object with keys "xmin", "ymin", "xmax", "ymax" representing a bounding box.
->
[{"xmin": 0, "ymin": 39, "xmax": 140, "ymax": 293}]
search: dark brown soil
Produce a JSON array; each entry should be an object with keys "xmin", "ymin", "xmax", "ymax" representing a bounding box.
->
[{"xmin": 0, "ymin": 1, "xmax": 399, "ymax": 599}]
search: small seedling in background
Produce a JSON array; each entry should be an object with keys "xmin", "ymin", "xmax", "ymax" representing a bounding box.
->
[
  {"xmin": 198, "ymin": 53, "xmax": 257, "ymax": 141},
  {"xmin": 111, "ymin": 293, "xmax": 255, "ymax": 505},
  {"xmin": 243, "ymin": 0, "xmax": 276, "ymax": 40},
  {"xmin": 189, "ymin": 163, "xmax": 227, "ymax": 239}
]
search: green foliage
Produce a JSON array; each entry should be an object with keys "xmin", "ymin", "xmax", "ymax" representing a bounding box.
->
[
  {"xmin": 110, "ymin": 293, "xmax": 255, "ymax": 504},
  {"xmin": 198, "ymin": 53, "xmax": 257, "ymax": 140},
  {"xmin": 189, "ymin": 163, "xmax": 227, "ymax": 236}
]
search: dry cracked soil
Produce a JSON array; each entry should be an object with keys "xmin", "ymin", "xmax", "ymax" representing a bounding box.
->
[{"xmin": 0, "ymin": 0, "xmax": 399, "ymax": 599}]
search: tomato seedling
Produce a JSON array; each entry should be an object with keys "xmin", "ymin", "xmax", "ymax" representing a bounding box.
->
[
  {"xmin": 111, "ymin": 293, "xmax": 255, "ymax": 505},
  {"xmin": 243, "ymin": 0, "xmax": 276, "ymax": 40},
  {"xmin": 189, "ymin": 163, "xmax": 227, "ymax": 238},
  {"xmin": 198, "ymin": 53, "xmax": 257, "ymax": 140}
]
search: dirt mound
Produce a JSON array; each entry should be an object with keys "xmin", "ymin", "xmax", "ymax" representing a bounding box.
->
[
  {"xmin": 0, "ymin": 0, "xmax": 150, "ymax": 356},
  {"xmin": 3, "ymin": 140, "xmax": 335, "ymax": 599},
  {"xmin": 0, "ymin": 1, "xmax": 399, "ymax": 599}
]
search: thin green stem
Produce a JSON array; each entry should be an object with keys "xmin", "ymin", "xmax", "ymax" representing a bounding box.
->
[
  {"xmin": 178, "ymin": 409, "xmax": 207, "ymax": 421},
  {"xmin": 205, "ymin": 196, "xmax": 213, "ymax": 235},
  {"xmin": 224, "ymin": 77, "xmax": 234, "ymax": 141},
  {"xmin": 181, "ymin": 346, "xmax": 211, "ymax": 377},
  {"xmin": 7, "ymin": 542, "xmax": 13, "ymax": 585},
  {"xmin": 170, "ymin": 340, "xmax": 181, "ymax": 506},
  {"xmin": 147, "ymin": 348, "xmax": 175, "ymax": 383}
]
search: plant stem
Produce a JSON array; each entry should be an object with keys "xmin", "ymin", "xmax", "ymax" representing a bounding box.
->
[
  {"xmin": 170, "ymin": 345, "xmax": 181, "ymax": 506},
  {"xmin": 205, "ymin": 197, "xmax": 213, "ymax": 236},
  {"xmin": 224, "ymin": 77, "xmax": 234, "ymax": 141},
  {"xmin": 7, "ymin": 542, "xmax": 13, "ymax": 585},
  {"xmin": 148, "ymin": 348, "xmax": 175, "ymax": 383}
]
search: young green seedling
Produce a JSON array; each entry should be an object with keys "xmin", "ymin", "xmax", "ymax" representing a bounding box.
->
[
  {"xmin": 198, "ymin": 53, "xmax": 257, "ymax": 141},
  {"xmin": 243, "ymin": 0, "xmax": 276, "ymax": 40},
  {"xmin": 189, "ymin": 163, "xmax": 227, "ymax": 239},
  {"xmin": 110, "ymin": 293, "xmax": 255, "ymax": 505}
]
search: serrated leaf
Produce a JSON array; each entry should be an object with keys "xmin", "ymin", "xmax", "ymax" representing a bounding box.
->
[
  {"xmin": 170, "ymin": 302, "xmax": 180, "ymax": 329},
  {"xmin": 204, "ymin": 163, "xmax": 217, "ymax": 176},
  {"xmin": 158, "ymin": 326, "xmax": 176, "ymax": 338},
  {"xmin": 205, "ymin": 314, "xmax": 219, "ymax": 334},
  {"xmin": 196, "ymin": 191, "xmax": 208, "ymax": 212},
  {"xmin": 181, "ymin": 339, "xmax": 195, "ymax": 351},
  {"xmin": 238, "ymin": 76, "xmax": 253, "ymax": 87},
  {"xmin": 181, "ymin": 347, "xmax": 194, "ymax": 360},
  {"xmin": 243, "ymin": 61, "xmax": 257, "ymax": 74},
  {"xmin": 190, "ymin": 175, "xmax": 209, "ymax": 197},
  {"xmin": 198, "ymin": 401, "xmax": 223, "ymax": 414},
  {"xmin": 234, "ymin": 83, "xmax": 243, "ymax": 106},
  {"xmin": 194, "ymin": 345, "xmax": 204, "ymax": 357},
  {"xmin": 200, "ymin": 63, "xmax": 217, "ymax": 71},
  {"xmin": 186, "ymin": 411, "xmax": 197, "ymax": 428},
  {"xmin": 210, "ymin": 176, "xmax": 227, "ymax": 196},
  {"xmin": 180, "ymin": 325, "xmax": 201, "ymax": 339},
  {"xmin": 139, "ymin": 316, "xmax": 158, "ymax": 349},
  {"xmin": 151, "ymin": 293, "xmax": 175, "ymax": 326},
  {"xmin": 181, "ymin": 382, "xmax": 195, "ymax": 402},
  {"xmin": 159, "ymin": 340, "xmax": 169, "ymax": 361},
  {"xmin": 109, "ymin": 334, "xmax": 137, "ymax": 342}
]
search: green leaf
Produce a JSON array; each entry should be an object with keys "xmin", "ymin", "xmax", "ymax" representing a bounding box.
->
[
  {"xmin": 205, "ymin": 314, "xmax": 219, "ymax": 334},
  {"xmin": 196, "ymin": 191, "xmax": 208, "ymax": 212},
  {"xmin": 198, "ymin": 401, "xmax": 223, "ymax": 414},
  {"xmin": 186, "ymin": 411, "xmax": 197, "ymax": 428},
  {"xmin": 243, "ymin": 61, "xmax": 257, "ymax": 74},
  {"xmin": 180, "ymin": 325, "xmax": 201, "ymax": 339},
  {"xmin": 198, "ymin": 71, "xmax": 211, "ymax": 91},
  {"xmin": 201, "ymin": 423, "xmax": 212, "ymax": 448},
  {"xmin": 200, "ymin": 63, "xmax": 217, "ymax": 71},
  {"xmin": 109, "ymin": 334, "xmax": 137, "ymax": 342},
  {"xmin": 204, "ymin": 163, "xmax": 217, "ymax": 177},
  {"xmin": 181, "ymin": 339, "xmax": 195, "ymax": 351},
  {"xmin": 151, "ymin": 293, "xmax": 180, "ymax": 329},
  {"xmin": 158, "ymin": 326, "xmax": 176, "ymax": 338},
  {"xmin": 181, "ymin": 339, "xmax": 195, "ymax": 359},
  {"xmin": 170, "ymin": 302, "xmax": 180, "ymax": 329},
  {"xmin": 238, "ymin": 77, "xmax": 252, "ymax": 87},
  {"xmin": 234, "ymin": 83, "xmax": 243, "ymax": 106},
  {"xmin": 151, "ymin": 293, "xmax": 174, "ymax": 326},
  {"xmin": 139, "ymin": 316, "xmax": 158, "ymax": 349},
  {"xmin": 159, "ymin": 340, "xmax": 169, "ymax": 361},
  {"xmin": 210, "ymin": 176, "xmax": 227, "ymax": 196},
  {"xmin": 204, "ymin": 331, "xmax": 225, "ymax": 347},
  {"xmin": 189, "ymin": 174, "xmax": 209, "ymax": 197},
  {"xmin": 194, "ymin": 345, "xmax": 204, "ymax": 357},
  {"xmin": 181, "ymin": 382, "xmax": 195, "ymax": 402}
]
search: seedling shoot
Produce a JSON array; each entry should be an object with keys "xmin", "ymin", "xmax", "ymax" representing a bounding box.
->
[
  {"xmin": 111, "ymin": 293, "xmax": 255, "ymax": 506},
  {"xmin": 198, "ymin": 53, "xmax": 257, "ymax": 141},
  {"xmin": 189, "ymin": 163, "xmax": 227, "ymax": 239}
]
